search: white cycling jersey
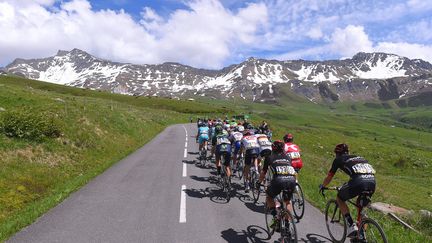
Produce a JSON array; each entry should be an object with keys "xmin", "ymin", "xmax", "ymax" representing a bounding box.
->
[
  {"xmin": 242, "ymin": 135, "xmax": 259, "ymax": 150},
  {"xmin": 230, "ymin": 132, "xmax": 243, "ymax": 142}
]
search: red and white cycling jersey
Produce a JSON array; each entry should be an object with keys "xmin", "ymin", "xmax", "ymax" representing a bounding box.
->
[
  {"xmin": 242, "ymin": 135, "xmax": 259, "ymax": 150},
  {"xmin": 284, "ymin": 142, "xmax": 303, "ymax": 169}
]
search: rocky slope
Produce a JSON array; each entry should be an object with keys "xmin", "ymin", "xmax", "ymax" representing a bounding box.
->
[{"xmin": 5, "ymin": 49, "xmax": 432, "ymax": 103}]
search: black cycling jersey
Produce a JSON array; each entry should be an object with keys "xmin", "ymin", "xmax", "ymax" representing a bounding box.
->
[
  {"xmin": 329, "ymin": 154, "xmax": 376, "ymax": 179},
  {"xmin": 263, "ymin": 152, "xmax": 295, "ymax": 179}
]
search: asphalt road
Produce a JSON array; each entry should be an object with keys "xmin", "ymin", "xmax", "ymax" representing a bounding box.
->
[{"xmin": 9, "ymin": 124, "xmax": 344, "ymax": 243}]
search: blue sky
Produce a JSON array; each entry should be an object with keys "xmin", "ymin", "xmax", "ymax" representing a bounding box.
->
[{"xmin": 1, "ymin": 0, "xmax": 432, "ymax": 69}]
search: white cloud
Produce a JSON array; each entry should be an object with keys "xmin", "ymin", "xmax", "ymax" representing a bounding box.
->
[
  {"xmin": 274, "ymin": 24, "xmax": 432, "ymax": 63},
  {"xmin": 329, "ymin": 25, "xmax": 373, "ymax": 56},
  {"xmin": 0, "ymin": 0, "xmax": 267, "ymax": 68},
  {"xmin": 375, "ymin": 42, "xmax": 432, "ymax": 63}
]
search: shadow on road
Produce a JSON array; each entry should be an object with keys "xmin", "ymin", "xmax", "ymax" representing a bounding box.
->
[
  {"xmin": 299, "ymin": 233, "xmax": 332, "ymax": 243},
  {"xmin": 244, "ymin": 202, "xmax": 265, "ymax": 214},
  {"xmin": 221, "ymin": 225, "xmax": 270, "ymax": 243},
  {"xmin": 182, "ymin": 159, "xmax": 195, "ymax": 165},
  {"xmin": 188, "ymin": 151, "xmax": 199, "ymax": 155}
]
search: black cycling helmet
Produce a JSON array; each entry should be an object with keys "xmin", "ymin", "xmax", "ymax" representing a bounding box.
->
[
  {"xmin": 283, "ymin": 133, "xmax": 293, "ymax": 142},
  {"xmin": 272, "ymin": 140, "xmax": 285, "ymax": 153},
  {"xmin": 334, "ymin": 143, "xmax": 349, "ymax": 154}
]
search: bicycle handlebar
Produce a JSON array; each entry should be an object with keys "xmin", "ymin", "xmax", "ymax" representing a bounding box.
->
[{"xmin": 320, "ymin": 186, "xmax": 340, "ymax": 198}]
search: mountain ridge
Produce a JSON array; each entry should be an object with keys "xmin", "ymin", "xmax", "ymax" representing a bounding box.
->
[{"xmin": 5, "ymin": 49, "xmax": 432, "ymax": 103}]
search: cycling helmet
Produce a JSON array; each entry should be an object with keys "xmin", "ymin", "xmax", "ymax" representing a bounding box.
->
[
  {"xmin": 244, "ymin": 130, "xmax": 252, "ymax": 136},
  {"xmin": 237, "ymin": 125, "xmax": 245, "ymax": 132},
  {"xmin": 272, "ymin": 140, "xmax": 285, "ymax": 153},
  {"xmin": 334, "ymin": 143, "xmax": 349, "ymax": 154},
  {"xmin": 283, "ymin": 133, "xmax": 293, "ymax": 142}
]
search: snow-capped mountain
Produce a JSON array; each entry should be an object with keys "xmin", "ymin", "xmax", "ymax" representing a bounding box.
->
[{"xmin": 5, "ymin": 49, "xmax": 432, "ymax": 103}]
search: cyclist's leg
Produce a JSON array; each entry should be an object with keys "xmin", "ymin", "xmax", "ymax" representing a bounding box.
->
[
  {"xmin": 215, "ymin": 145, "xmax": 222, "ymax": 175},
  {"xmin": 266, "ymin": 180, "xmax": 280, "ymax": 217},
  {"xmin": 224, "ymin": 149, "xmax": 232, "ymax": 178}
]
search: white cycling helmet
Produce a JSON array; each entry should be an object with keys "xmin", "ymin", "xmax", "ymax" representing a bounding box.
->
[{"xmin": 237, "ymin": 125, "xmax": 245, "ymax": 132}]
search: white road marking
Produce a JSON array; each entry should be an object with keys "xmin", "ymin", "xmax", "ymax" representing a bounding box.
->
[
  {"xmin": 179, "ymin": 185, "xmax": 187, "ymax": 223},
  {"xmin": 182, "ymin": 161, "xmax": 187, "ymax": 177},
  {"xmin": 185, "ymin": 142, "xmax": 188, "ymax": 148},
  {"xmin": 184, "ymin": 148, "xmax": 187, "ymax": 158}
]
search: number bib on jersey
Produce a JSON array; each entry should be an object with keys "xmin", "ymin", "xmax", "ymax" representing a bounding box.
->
[
  {"xmin": 245, "ymin": 141, "xmax": 259, "ymax": 149},
  {"xmin": 352, "ymin": 163, "xmax": 376, "ymax": 175},
  {"xmin": 289, "ymin": 152, "xmax": 301, "ymax": 159},
  {"xmin": 217, "ymin": 137, "xmax": 230, "ymax": 145},
  {"xmin": 275, "ymin": 165, "xmax": 296, "ymax": 176},
  {"xmin": 233, "ymin": 133, "xmax": 243, "ymax": 141}
]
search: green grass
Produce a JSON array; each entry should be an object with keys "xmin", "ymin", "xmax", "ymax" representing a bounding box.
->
[{"xmin": 0, "ymin": 75, "xmax": 234, "ymax": 241}]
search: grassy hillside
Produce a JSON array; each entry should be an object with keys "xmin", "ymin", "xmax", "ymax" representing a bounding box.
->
[{"xmin": 0, "ymin": 75, "xmax": 232, "ymax": 241}]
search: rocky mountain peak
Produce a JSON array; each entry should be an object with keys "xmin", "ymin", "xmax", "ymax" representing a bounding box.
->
[{"xmin": 4, "ymin": 49, "xmax": 432, "ymax": 103}]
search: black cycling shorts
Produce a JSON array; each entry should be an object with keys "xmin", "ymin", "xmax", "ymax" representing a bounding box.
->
[
  {"xmin": 338, "ymin": 176, "xmax": 376, "ymax": 201},
  {"xmin": 266, "ymin": 177, "xmax": 296, "ymax": 200},
  {"xmin": 245, "ymin": 148, "xmax": 259, "ymax": 166}
]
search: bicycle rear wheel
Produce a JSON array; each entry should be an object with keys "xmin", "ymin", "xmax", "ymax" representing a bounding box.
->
[
  {"xmin": 359, "ymin": 218, "xmax": 388, "ymax": 243},
  {"xmin": 280, "ymin": 209, "xmax": 298, "ymax": 243},
  {"xmin": 325, "ymin": 199, "xmax": 347, "ymax": 243},
  {"xmin": 237, "ymin": 157, "xmax": 244, "ymax": 179},
  {"xmin": 251, "ymin": 170, "xmax": 261, "ymax": 203},
  {"xmin": 292, "ymin": 183, "xmax": 305, "ymax": 220}
]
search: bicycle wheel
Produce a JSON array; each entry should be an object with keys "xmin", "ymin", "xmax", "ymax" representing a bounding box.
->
[
  {"xmin": 237, "ymin": 157, "xmax": 244, "ymax": 179},
  {"xmin": 292, "ymin": 183, "xmax": 305, "ymax": 220},
  {"xmin": 251, "ymin": 170, "xmax": 260, "ymax": 202},
  {"xmin": 264, "ymin": 203, "xmax": 275, "ymax": 236},
  {"xmin": 359, "ymin": 218, "xmax": 388, "ymax": 243},
  {"xmin": 280, "ymin": 209, "xmax": 298, "ymax": 243},
  {"xmin": 325, "ymin": 199, "xmax": 347, "ymax": 243}
]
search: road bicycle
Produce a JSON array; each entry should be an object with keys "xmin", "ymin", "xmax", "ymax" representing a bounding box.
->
[
  {"xmin": 198, "ymin": 142, "xmax": 208, "ymax": 167},
  {"xmin": 291, "ymin": 181, "xmax": 305, "ymax": 221},
  {"xmin": 250, "ymin": 165, "xmax": 261, "ymax": 203},
  {"xmin": 218, "ymin": 152, "xmax": 232, "ymax": 202},
  {"xmin": 265, "ymin": 190, "xmax": 298, "ymax": 242},
  {"xmin": 321, "ymin": 187, "xmax": 387, "ymax": 243}
]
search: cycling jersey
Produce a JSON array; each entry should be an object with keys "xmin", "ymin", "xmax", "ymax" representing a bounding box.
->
[
  {"xmin": 329, "ymin": 155, "xmax": 376, "ymax": 179},
  {"xmin": 198, "ymin": 126, "xmax": 209, "ymax": 144},
  {"xmin": 229, "ymin": 132, "xmax": 243, "ymax": 155},
  {"xmin": 242, "ymin": 135, "xmax": 260, "ymax": 165},
  {"xmin": 215, "ymin": 133, "xmax": 231, "ymax": 166},
  {"xmin": 263, "ymin": 153, "xmax": 296, "ymax": 200},
  {"xmin": 262, "ymin": 153, "xmax": 295, "ymax": 179},
  {"xmin": 256, "ymin": 134, "xmax": 272, "ymax": 157},
  {"xmin": 329, "ymin": 154, "xmax": 376, "ymax": 201},
  {"xmin": 284, "ymin": 142, "xmax": 303, "ymax": 170}
]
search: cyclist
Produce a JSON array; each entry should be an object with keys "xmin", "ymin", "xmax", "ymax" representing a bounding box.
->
[
  {"xmin": 258, "ymin": 140, "xmax": 296, "ymax": 229},
  {"xmin": 283, "ymin": 134, "xmax": 303, "ymax": 174},
  {"xmin": 210, "ymin": 122, "xmax": 222, "ymax": 159},
  {"xmin": 214, "ymin": 126, "xmax": 232, "ymax": 178},
  {"xmin": 319, "ymin": 143, "xmax": 376, "ymax": 238},
  {"xmin": 240, "ymin": 130, "xmax": 260, "ymax": 192},
  {"xmin": 229, "ymin": 125, "xmax": 244, "ymax": 169},
  {"xmin": 196, "ymin": 122, "xmax": 209, "ymax": 158}
]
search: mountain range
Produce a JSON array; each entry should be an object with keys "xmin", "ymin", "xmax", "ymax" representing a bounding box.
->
[{"xmin": 3, "ymin": 49, "xmax": 432, "ymax": 105}]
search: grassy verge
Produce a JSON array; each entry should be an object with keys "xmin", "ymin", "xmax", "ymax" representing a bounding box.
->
[{"xmin": 0, "ymin": 76, "xmax": 232, "ymax": 241}]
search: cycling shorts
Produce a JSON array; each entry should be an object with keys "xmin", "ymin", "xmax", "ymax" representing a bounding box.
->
[
  {"xmin": 198, "ymin": 135, "xmax": 209, "ymax": 145},
  {"xmin": 259, "ymin": 146, "xmax": 272, "ymax": 157},
  {"xmin": 338, "ymin": 176, "xmax": 376, "ymax": 201},
  {"xmin": 216, "ymin": 144, "xmax": 232, "ymax": 166},
  {"xmin": 266, "ymin": 177, "xmax": 296, "ymax": 200},
  {"xmin": 245, "ymin": 148, "xmax": 259, "ymax": 166},
  {"xmin": 233, "ymin": 141, "xmax": 242, "ymax": 155}
]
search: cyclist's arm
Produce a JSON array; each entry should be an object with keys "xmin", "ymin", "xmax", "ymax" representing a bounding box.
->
[{"xmin": 322, "ymin": 158, "xmax": 338, "ymax": 187}]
